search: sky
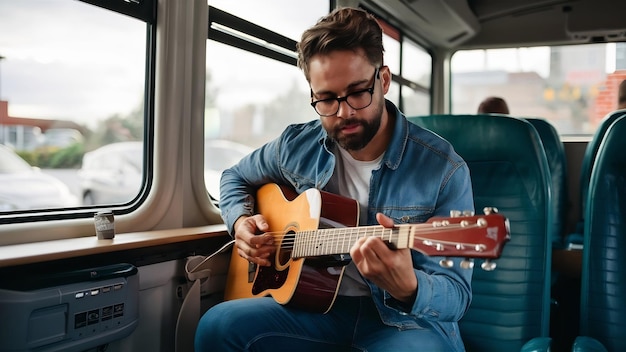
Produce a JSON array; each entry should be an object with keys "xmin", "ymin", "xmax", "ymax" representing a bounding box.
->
[{"xmin": 0, "ymin": 0, "xmax": 146, "ymax": 126}]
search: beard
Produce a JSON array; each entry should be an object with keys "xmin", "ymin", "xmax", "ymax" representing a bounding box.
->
[
  {"xmin": 331, "ymin": 118, "xmax": 380, "ymax": 151},
  {"xmin": 328, "ymin": 104, "xmax": 383, "ymax": 151}
]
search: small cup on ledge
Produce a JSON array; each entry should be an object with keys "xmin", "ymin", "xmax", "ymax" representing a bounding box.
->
[{"xmin": 94, "ymin": 211, "xmax": 115, "ymax": 240}]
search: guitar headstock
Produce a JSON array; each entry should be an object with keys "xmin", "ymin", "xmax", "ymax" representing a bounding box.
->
[{"xmin": 410, "ymin": 207, "xmax": 510, "ymax": 271}]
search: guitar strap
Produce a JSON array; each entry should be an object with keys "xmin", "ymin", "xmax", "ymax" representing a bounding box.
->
[{"xmin": 175, "ymin": 240, "xmax": 235, "ymax": 352}]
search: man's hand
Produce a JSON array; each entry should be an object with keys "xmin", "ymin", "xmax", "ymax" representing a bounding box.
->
[
  {"xmin": 350, "ymin": 213, "xmax": 417, "ymax": 305},
  {"xmin": 233, "ymin": 215, "xmax": 275, "ymax": 267}
]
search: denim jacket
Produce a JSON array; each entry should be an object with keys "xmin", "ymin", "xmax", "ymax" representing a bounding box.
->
[{"xmin": 220, "ymin": 100, "xmax": 474, "ymax": 351}]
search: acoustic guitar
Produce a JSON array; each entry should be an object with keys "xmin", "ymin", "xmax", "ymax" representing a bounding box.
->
[{"xmin": 224, "ymin": 183, "xmax": 510, "ymax": 313}]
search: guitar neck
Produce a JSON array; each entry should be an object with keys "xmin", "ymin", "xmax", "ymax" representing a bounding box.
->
[
  {"xmin": 257, "ymin": 183, "xmax": 509, "ymax": 262},
  {"xmin": 289, "ymin": 214, "xmax": 508, "ymax": 260},
  {"xmin": 291, "ymin": 225, "xmax": 410, "ymax": 258}
]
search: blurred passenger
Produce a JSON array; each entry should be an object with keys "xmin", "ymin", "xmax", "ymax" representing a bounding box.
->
[{"xmin": 477, "ymin": 96, "xmax": 510, "ymax": 114}]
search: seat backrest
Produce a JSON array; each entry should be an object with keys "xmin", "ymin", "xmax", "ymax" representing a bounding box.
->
[
  {"xmin": 408, "ymin": 114, "xmax": 553, "ymax": 352},
  {"xmin": 579, "ymin": 110, "xmax": 626, "ymax": 217},
  {"xmin": 524, "ymin": 118, "xmax": 568, "ymax": 247},
  {"xmin": 525, "ymin": 117, "xmax": 568, "ymax": 246},
  {"xmin": 579, "ymin": 115, "xmax": 626, "ymax": 352}
]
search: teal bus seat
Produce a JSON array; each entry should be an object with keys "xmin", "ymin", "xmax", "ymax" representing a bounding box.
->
[
  {"xmin": 524, "ymin": 118, "xmax": 568, "ymax": 248},
  {"xmin": 573, "ymin": 115, "xmax": 626, "ymax": 352},
  {"xmin": 408, "ymin": 114, "xmax": 552, "ymax": 352},
  {"xmin": 567, "ymin": 109, "xmax": 626, "ymax": 246},
  {"xmin": 522, "ymin": 118, "xmax": 577, "ymax": 351}
]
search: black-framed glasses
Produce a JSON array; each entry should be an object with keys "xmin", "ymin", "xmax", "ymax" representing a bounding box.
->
[{"xmin": 310, "ymin": 67, "xmax": 380, "ymax": 117}]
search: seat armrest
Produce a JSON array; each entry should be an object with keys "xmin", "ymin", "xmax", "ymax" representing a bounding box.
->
[
  {"xmin": 571, "ymin": 336, "xmax": 608, "ymax": 352},
  {"xmin": 520, "ymin": 337, "xmax": 551, "ymax": 352}
]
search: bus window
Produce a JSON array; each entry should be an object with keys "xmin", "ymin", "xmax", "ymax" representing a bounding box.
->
[
  {"xmin": 378, "ymin": 16, "xmax": 432, "ymax": 116},
  {"xmin": 401, "ymin": 39, "xmax": 431, "ymax": 116},
  {"xmin": 204, "ymin": 1, "xmax": 327, "ymax": 201},
  {"xmin": 451, "ymin": 43, "xmax": 626, "ymax": 135},
  {"xmin": 204, "ymin": 42, "xmax": 316, "ymax": 149},
  {"xmin": 208, "ymin": 0, "xmax": 328, "ymax": 41},
  {"xmin": 382, "ymin": 33, "xmax": 401, "ymax": 104},
  {"xmin": 383, "ymin": 33, "xmax": 401, "ymax": 76},
  {"xmin": 0, "ymin": 0, "xmax": 150, "ymax": 215}
]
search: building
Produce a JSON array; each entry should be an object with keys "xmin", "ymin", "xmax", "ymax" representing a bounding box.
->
[{"xmin": 0, "ymin": 100, "xmax": 85, "ymax": 151}]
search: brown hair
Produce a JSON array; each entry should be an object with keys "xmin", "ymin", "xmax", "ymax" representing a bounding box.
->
[
  {"xmin": 296, "ymin": 7, "xmax": 384, "ymax": 81},
  {"xmin": 477, "ymin": 96, "xmax": 510, "ymax": 114}
]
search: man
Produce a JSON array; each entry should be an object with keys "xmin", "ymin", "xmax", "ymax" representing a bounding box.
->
[
  {"xmin": 195, "ymin": 7, "xmax": 474, "ymax": 352},
  {"xmin": 477, "ymin": 96, "xmax": 510, "ymax": 114}
]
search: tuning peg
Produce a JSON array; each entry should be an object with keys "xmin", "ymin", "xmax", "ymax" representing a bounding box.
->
[
  {"xmin": 439, "ymin": 258, "xmax": 454, "ymax": 268},
  {"xmin": 423, "ymin": 240, "xmax": 445, "ymax": 251},
  {"xmin": 481, "ymin": 260, "xmax": 497, "ymax": 271},
  {"xmin": 483, "ymin": 207, "xmax": 499, "ymax": 215},
  {"xmin": 462, "ymin": 210, "xmax": 475, "ymax": 216},
  {"xmin": 474, "ymin": 244, "xmax": 486, "ymax": 252},
  {"xmin": 460, "ymin": 259, "xmax": 474, "ymax": 269},
  {"xmin": 431, "ymin": 220, "xmax": 450, "ymax": 227}
]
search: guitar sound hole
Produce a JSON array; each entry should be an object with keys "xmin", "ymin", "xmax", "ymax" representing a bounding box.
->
[{"xmin": 277, "ymin": 231, "xmax": 295, "ymax": 266}]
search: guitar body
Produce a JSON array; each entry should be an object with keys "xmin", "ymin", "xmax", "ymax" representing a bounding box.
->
[{"xmin": 224, "ymin": 183, "xmax": 360, "ymax": 313}]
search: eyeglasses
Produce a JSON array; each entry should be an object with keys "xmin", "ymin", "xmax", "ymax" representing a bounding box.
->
[{"xmin": 310, "ymin": 67, "xmax": 380, "ymax": 117}]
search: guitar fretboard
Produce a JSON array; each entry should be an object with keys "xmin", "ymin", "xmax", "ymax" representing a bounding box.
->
[{"xmin": 290, "ymin": 225, "xmax": 413, "ymax": 257}]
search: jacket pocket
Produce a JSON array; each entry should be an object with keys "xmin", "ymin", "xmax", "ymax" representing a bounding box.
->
[{"xmin": 383, "ymin": 207, "xmax": 434, "ymax": 224}]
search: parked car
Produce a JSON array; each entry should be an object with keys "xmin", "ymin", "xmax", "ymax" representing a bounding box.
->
[
  {"xmin": 0, "ymin": 144, "xmax": 79, "ymax": 211},
  {"xmin": 78, "ymin": 142, "xmax": 143, "ymax": 205},
  {"xmin": 42, "ymin": 128, "xmax": 84, "ymax": 149},
  {"xmin": 78, "ymin": 140, "xmax": 252, "ymax": 205}
]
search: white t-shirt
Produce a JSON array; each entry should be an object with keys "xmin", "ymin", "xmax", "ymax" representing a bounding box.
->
[{"xmin": 326, "ymin": 146, "xmax": 384, "ymax": 297}]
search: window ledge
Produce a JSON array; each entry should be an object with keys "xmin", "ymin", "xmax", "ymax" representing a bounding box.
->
[{"xmin": 0, "ymin": 225, "xmax": 229, "ymax": 268}]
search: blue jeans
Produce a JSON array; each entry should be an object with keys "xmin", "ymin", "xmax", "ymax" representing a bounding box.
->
[{"xmin": 194, "ymin": 296, "xmax": 455, "ymax": 352}]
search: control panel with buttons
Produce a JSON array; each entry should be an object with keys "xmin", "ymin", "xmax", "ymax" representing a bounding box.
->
[{"xmin": 0, "ymin": 263, "xmax": 139, "ymax": 352}]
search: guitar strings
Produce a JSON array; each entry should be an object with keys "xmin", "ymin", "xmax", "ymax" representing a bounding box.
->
[{"xmin": 258, "ymin": 222, "xmax": 482, "ymax": 257}]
